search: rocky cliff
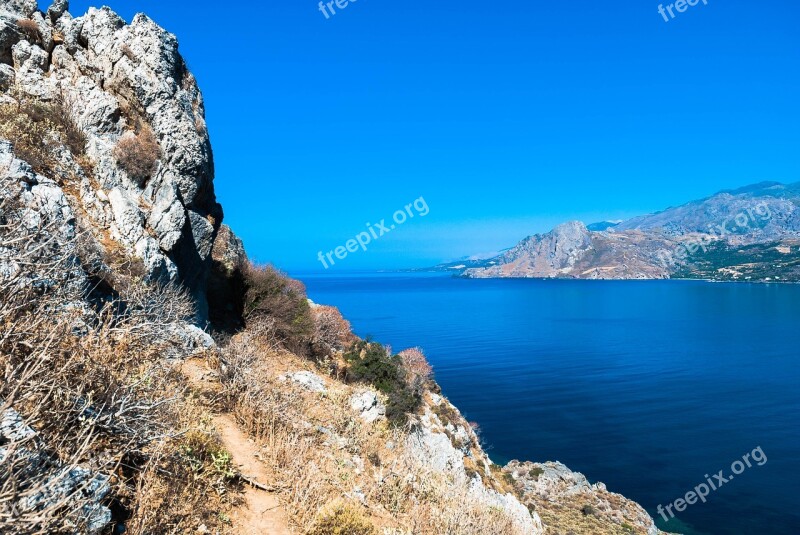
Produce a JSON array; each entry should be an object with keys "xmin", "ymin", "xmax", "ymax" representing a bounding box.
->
[
  {"xmin": 0, "ymin": 2, "xmax": 674, "ymax": 534},
  {"xmin": 1, "ymin": 0, "xmax": 237, "ymax": 323}
]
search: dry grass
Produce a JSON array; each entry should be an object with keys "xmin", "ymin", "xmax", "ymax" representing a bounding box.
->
[
  {"xmin": 309, "ymin": 501, "xmax": 376, "ymax": 535},
  {"xmin": 0, "ymin": 92, "xmax": 88, "ymax": 176},
  {"xmin": 0, "ymin": 196, "xmax": 236, "ymax": 534}
]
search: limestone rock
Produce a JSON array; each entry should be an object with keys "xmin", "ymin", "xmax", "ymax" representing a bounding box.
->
[
  {"xmin": 2, "ymin": 0, "xmax": 38, "ymax": 18},
  {"xmin": 0, "ymin": 63, "xmax": 14, "ymax": 89},
  {"xmin": 147, "ymin": 178, "xmax": 186, "ymax": 252},
  {"xmin": 211, "ymin": 224, "xmax": 247, "ymax": 276},
  {"xmin": 505, "ymin": 460, "xmax": 665, "ymax": 535},
  {"xmin": 0, "ymin": 1, "xmax": 231, "ymax": 320},
  {"xmin": 280, "ymin": 371, "xmax": 327, "ymax": 393},
  {"xmin": 47, "ymin": 0, "xmax": 69, "ymax": 22},
  {"xmin": 350, "ymin": 391, "xmax": 386, "ymax": 423}
]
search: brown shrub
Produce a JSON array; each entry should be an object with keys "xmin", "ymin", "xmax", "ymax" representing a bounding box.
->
[
  {"xmin": 312, "ymin": 305, "xmax": 354, "ymax": 355},
  {"xmin": 16, "ymin": 19, "xmax": 39, "ymax": 41},
  {"xmin": 398, "ymin": 347, "xmax": 433, "ymax": 390},
  {"xmin": 113, "ymin": 126, "xmax": 161, "ymax": 186},
  {"xmin": 242, "ymin": 264, "xmax": 314, "ymax": 353}
]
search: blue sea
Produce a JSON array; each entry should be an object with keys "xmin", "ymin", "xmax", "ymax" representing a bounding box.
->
[{"xmin": 299, "ymin": 272, "xmax": 800, "ymax": 535}]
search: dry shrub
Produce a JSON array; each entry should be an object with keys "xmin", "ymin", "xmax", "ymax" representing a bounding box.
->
[
  {"xmin": 0, "ymin": 196, "xmax": 234, "ymax": 534},
  {"xmin": 312, "ymin": 305, "xmax": 355, "ymax": 357},
  {"xmin": 242, "ymin": 264, "xmax": 314, "ymax": 354},
  {"xmin": 16, "ymin": 19, "xmax": 40, "ymax": 42},
  {"xmin": 113, "ymin": 126, "xmax": 161, "ymax": 186},
  {"xmin": 309, "ymin": 501, "xmax": 375, "ymax": 535},
  {"xmin": 0, "ymin": 92, "xmax": 87, "ymax": 175},
  {"xmin": 398, "ymin": 347, "xmax": 433, "ymax": 393},
  {"xmin": 120, "ymin": 43, "xmax": 136, "ymax": 62}
]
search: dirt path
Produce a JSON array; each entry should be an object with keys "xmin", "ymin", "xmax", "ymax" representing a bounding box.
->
[{"xmin": 182, "ymin": 359, "xmax": 293, "ymax": 535}]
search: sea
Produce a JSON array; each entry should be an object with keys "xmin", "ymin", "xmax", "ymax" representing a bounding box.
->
[{"xmin": 299, "ymin": 272, "xmax": 800, "ymax": 535}]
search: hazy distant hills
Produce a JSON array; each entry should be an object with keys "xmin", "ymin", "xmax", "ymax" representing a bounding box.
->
[{"xmin": 440, "ymin": 181, "xmax": 800, "ymax": 282}]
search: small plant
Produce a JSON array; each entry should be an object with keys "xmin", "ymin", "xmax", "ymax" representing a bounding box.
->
[
  {"xmin": 309, "ymin": 501, "xmax": 376, "ymax": 535},
  {"xmin": 581, "ymin": 504, "xmax": 597, "ymax": 517},
  {"xmin": 211, "ymin": 450, "xmax": 237, "ymax": 479},
  {"xmin": 113, "ymin": 125, "xmax": 161, "ymax": 185},
  {"xmin": 528, "ymin": 466, "xmax": 544, "ymax": 480}
]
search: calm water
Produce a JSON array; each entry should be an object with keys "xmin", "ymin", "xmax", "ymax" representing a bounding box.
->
[{"xmin": 300, "ymin": 273, "xmax": 800, "ymax": 535}]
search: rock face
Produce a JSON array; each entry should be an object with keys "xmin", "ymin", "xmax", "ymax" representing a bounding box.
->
[
  {"xmin": 1, "ymin": 407, "xmax": 112, "ymax": 534},
  {"xmin": 0, "ymin": 0, "xmax": 246, "ymax": 323},
  {"xmin": 407, "ymin": 395, "xmax": 545, "ymax": 535},
  {"xmin": 505, "ymin": 460, "xmax": 667, "ymax": 535},
  {"xmin": 462, "ymin": 181, "xmax": 800, "ymax": 281}
]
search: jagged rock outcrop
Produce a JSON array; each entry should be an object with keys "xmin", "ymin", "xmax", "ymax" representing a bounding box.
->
[
  {"xmin": 0, "ymin": 0, "xmax": 246, "ymax": 323},
  {"xmin": 505, "ymin": 460, "xmax": 670, "ymax": 535},
  {"xmin": 409, "ymin": 394, "xmax": 546, "ymax": 534},
  {"xmin": 350, "ymin": 391, "xmax": 386, "ymax": 423}
]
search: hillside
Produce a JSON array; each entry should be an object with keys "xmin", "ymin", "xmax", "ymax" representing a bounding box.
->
[
  {"xmin": 459, "ymin": 182, "xmax": 800, "ymax": 281},
  {"xmin": 0, "ymin": 2, "xmax": 673, "ymax": 534}
]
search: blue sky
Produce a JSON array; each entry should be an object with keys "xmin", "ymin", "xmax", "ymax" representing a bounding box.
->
[{"xmin": 52, "ymin": 0, "xmax": 800, "ymax": 272}]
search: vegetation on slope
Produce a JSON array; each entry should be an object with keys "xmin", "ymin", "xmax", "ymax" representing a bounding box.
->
[{"xmin": 673, "ymin": 240, "xmax": 800, "ymax": 282}]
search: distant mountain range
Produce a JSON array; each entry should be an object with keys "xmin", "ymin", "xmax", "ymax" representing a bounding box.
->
[{"xmin": 435, "ymin": 181, "xmax": 800, "ymax": 282}]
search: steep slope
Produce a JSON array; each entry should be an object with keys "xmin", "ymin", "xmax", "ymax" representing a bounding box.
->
[{"xmin": 462, "ymin": 181, "xmax": 800, "ymax": 281}]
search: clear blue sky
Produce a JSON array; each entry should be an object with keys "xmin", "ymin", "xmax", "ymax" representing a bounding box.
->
[{"xmin": 53, "ymin": 0, "xmax": 800, "ymax": 272}]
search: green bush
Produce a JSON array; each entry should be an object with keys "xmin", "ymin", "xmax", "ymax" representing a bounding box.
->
[
  {"xmin": 242, "ymin": 264, "xmax": 314, "ymax": 352},
  {"xmin": 344, "ymin": 341, "xmax": 421, "ymax": 426}
]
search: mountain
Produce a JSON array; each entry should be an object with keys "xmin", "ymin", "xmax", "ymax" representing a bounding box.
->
[
  {"xmin": 459, "ymin": 182, "xmax": 800, "ymax": 281},
  {"xmin": 0, "ymin": 2, "xmax": 671, "ymax": 535},
  {"xmin": 587, "ymin": 220, "xmax": 621, "ymax": 231}
]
